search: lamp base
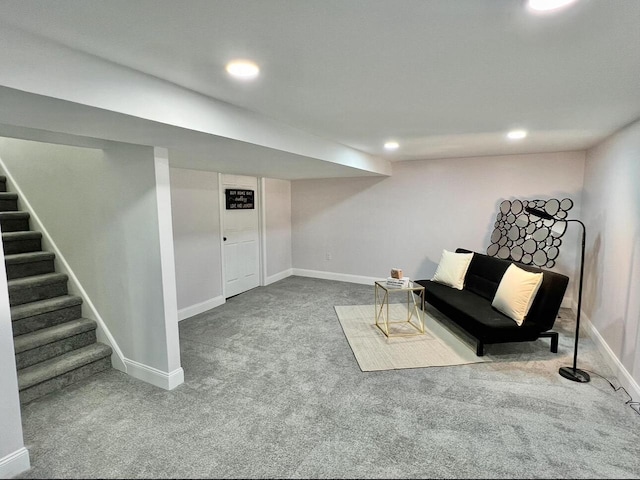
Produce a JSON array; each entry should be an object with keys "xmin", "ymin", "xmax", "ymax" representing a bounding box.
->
[{"xmin": 559, "ymin": 366, "xmax": 590, "ymax": 383}]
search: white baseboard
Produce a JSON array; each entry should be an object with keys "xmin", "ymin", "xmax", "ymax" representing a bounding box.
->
[
  {"xmin": 292, "ymin": 268, "xmax": 380, "ymax": 286},
  {"xmin": 293, "ymin": 270, "xmax": 581, "ymax": 307},
  {"xmin": 560, "ymin": 296, "xmax": 574, "ymax": 309},
  {"xmin": 177, "ymin": 295, "xmax": 225, "ymax": 321},
  {"xmin": 0, "ymin": 447, "xmax": 30, "ymax": 479},
  {"xmin": 123, "ymin": 358, "xmax": 184, "ymax": 391},
  {"xmin": 265, "ymin": 268, "xmax": 293, "ymax": 286},
  {"xmin": 580, "ymin": 310, "xmax": 640, "ymax": 402}
]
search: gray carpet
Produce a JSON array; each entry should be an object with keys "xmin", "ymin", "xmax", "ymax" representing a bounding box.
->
[{"xmin": 17, "ymin": 276, "xmax": 640, "ymax": 479}]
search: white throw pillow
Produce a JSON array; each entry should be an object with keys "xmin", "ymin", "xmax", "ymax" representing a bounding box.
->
[
  {"xmin": 492, "ymin": 264, "xmax": 544, "ymax": 326},
  {"xmin": 431, "ymin": 250, "xmax": 474, "ymax": 290}
]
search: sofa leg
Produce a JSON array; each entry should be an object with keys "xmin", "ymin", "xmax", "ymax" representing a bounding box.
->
[
  {"xmin": 540, "ymin": 332, "xmax": 558, "ymax": 353},
  {"xmin": 476, "ymin": 342, "xmax": 484, "ymax": 357}
]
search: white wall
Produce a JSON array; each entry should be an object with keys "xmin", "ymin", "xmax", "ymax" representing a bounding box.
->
[
  {"xmin": 265, "ymin": 178, "xmax": 292, "ymax": 283},
  {"xmin": 292, "ymin": 151, "xmax": 585, "ymax": 302},
  {"xmin": 169, "ymin": 170, "xmax": 293, "ymax": 317},
  {"xmin": 582, "ymin": 119, "xmax": 640, "ymax": 393},
  {"xmin": 151, "ymin": 148, "xmax": 182, "ymax": 388},
  {"xmin": 170, "ymin": 168, "xmax": 224, "ymax": 319},
  {"xmin": 0, "ymin": 137, "xmax": 183, "ymax": 389},
  {"xmin": 0, "ymin": 230, "xmax": 30, "ymax": 477}
]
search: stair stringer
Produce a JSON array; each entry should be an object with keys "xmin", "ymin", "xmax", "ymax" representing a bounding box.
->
[{"xmin": 0, "ymin": 161, "xmax": 127, "ymax": 373}]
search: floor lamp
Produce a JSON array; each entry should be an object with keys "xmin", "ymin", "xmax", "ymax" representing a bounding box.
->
[{"xmin": 525, "ymin": 206, "xmax": 591, "ymax": 383}]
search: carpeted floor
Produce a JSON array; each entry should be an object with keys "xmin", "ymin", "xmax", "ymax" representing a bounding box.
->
[{"xmin": 17, "ymin": 276, "xmax": 640, "ymax": 479}]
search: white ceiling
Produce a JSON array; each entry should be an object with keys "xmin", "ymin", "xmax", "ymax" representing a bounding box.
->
[{"xmin": 1, "ymin": 0, "xmax": 639, "ymax": 162}]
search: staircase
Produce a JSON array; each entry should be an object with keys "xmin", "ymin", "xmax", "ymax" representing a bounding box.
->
[{"xmin": 0, "ymin": 175, "xmax": 112, "ymax": 404}]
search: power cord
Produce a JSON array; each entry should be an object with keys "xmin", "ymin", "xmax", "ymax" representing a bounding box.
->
[{"xmin": 581, "ymin": 369, "xmax": 640, "ymax": 416}]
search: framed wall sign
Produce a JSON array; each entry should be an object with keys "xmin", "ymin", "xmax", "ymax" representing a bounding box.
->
[{"xmin": 225, "ymin": 189, "xmax": 255, "ymax": 209}]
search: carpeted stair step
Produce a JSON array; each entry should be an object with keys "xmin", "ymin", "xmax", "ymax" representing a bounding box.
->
[
  {"xmin": 18, "ymin": 343, "xmax": 112, "ymax": 404},
  {"xmin": 2, "ymin": 231, "xmax": 42, "ymax": 254},
  {"xmin": 0, "ymin": 175, "xmax": 6, "ymax": 192},
  {"xmin": 8, "ymin": 273, "xmax": 69, "ymax": 306},
  {"xmin": 0, "ymin": 192, "xmax": 18, "ymax": 211},
  {"xmin": 11, "ymin": 295, "xmax": 83, "ymax": 337},
  {"xmin": 14, "ymin": 318, "xmax": 97, "ymax": 369},
  {"xmin": 5, "ymin": 251, "xmax": 55, "ymax": 280},
  {"xmin": 0, "ymin": 211, "xmax": 30, "ymax": 232}
]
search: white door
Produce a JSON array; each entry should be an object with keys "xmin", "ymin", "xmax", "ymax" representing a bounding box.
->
[{"xmin": 221, "ymin": 174, "xmax": 260, "ymax": 298}]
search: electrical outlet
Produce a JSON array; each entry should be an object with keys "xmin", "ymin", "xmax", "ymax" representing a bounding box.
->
[{"xmin": 325, "ymin": 252, "xmax": 332, "ymax": 261}]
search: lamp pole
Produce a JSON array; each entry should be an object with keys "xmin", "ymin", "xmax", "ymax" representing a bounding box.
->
[
  {"xmin": 558, "ymin": 219, "xmax": 590, "ymax": 382},
  {"xmin": 524, "ymin": 206, "xmax": 590, "ymax": 383}
]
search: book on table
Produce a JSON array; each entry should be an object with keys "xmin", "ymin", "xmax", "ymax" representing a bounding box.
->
[{"xmin": 385, "ymin": 276, "xmax": 410, "ymax": 288}]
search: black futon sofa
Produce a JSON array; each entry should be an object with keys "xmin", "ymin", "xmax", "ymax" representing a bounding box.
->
[{"xmin": 415, "ymin": 248, "xmax": 569, "ymax": 356}]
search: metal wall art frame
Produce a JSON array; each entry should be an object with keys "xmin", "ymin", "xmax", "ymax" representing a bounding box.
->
[{"xmin": 487, "ymin": 198, "xmax": 574, "ymax": 268}]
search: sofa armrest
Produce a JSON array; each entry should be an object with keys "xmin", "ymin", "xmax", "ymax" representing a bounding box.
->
[{"xmin": 524, "ymin": 268, "xmax": 569, "ymax": 331}]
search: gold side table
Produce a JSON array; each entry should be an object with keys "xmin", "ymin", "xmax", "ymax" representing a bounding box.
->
[{"xmin": 374, "ymin": 280, "xmax": 425, "ymax": 338}]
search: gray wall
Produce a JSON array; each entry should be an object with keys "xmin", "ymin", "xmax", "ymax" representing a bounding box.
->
[
  {"xmin": 292, "ymin": 151, "xmax": 586, "ymax": 302},
  {"xmin": 0, "ymin": 137, "xmax": 177, "ymax": 374},
  {"xmin": 265, "ymin": 178, "xmax": 292, "ymax": 279},
  {"xmin": 169, "ymin": 169, "xmax": 293, "ymax": 317},
  {"xmin": 583, "ymin": 118, "xmax": 640, "ymax": 388},
  {"xmin": 170, "ymin": 168, "xmax": 223, "ymax": 313}
]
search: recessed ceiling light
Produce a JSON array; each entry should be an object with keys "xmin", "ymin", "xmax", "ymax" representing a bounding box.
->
[
  {"xmin": 384, "ymin": 141, "xmax": 399, "ymax": 151},
  {"xmin": 507, "ymin": 130, "xmax": 528, "ymax": 140},
  {"xmin": 527, "ymin": 0, "xmax": 578, "ymax": 13},
  {"xmin": 225, "ymin": 60, "xmax": 260, "ymax": 80}
]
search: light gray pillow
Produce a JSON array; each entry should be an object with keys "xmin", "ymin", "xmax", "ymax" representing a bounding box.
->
[
  {"xmin": 431, "ymin": 250, "xmax": 473, "ymax": 290},
  {"xmin": 492, "ymin": 264, "xmax": 543, "ymax": 326}
]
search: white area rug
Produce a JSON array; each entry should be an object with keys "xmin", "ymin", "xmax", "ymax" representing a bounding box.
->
[{"xmin": 334, "ymin": 304, "xmax": 493, "ymax": 371}]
